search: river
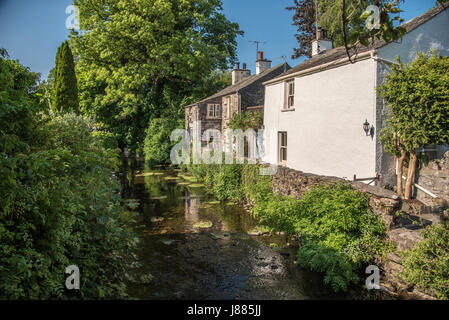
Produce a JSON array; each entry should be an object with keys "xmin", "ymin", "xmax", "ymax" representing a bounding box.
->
[{"xmin": 119, "ymin": 157, "xmax": 360, "ymax": 300}]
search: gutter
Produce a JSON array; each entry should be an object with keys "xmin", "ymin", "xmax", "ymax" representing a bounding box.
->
[
  {"xmin": 263, "ymin": 50, "xmax": 375, "ymax": 86},
  {"xmin": 372, "ymin": 56, "xmax": 400, "ymax": 65}
]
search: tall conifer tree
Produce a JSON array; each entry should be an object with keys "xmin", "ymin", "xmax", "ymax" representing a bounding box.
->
[{"xmin": 53, "ymin": 41, "xmax": 79, "ymax": 113}]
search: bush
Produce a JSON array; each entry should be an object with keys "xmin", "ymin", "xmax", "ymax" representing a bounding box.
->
[
  {"xmin": 213, "ymin": 164, "xmax": 242, "ymax": 201},
  {"xmin": 241, "ymin": 163, "xmax": 272, "ymax": 201},
  {"xmin": 401, "ymin": 222, "xmax": 449, "ymax": 300}
]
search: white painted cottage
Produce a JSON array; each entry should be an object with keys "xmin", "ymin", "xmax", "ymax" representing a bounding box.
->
[{"xmin": 262, "ymin": 4, "xmax": 449, "ymax": 187}]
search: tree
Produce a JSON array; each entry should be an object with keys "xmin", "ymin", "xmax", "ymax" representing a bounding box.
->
[
  {"xmin": 53, "ymin": 41, "xmax": 79, "ymax": 113},
  {"xmin": 286, "ymin": 0, "xmax": 316, "ymax": 59},
  {"xmin": 70, "ymin": 0, "xmax": 242, "ymax": 151},
  {"xmin": 379, "ymin": 51, "xmax": 449, "ymax": 199},
  {"xmin": 287, "ymin": 0, "xmax": 406, "ymax": 60}
]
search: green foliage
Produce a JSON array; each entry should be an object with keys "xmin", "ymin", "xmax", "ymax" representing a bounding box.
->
[
  {"xmin": 287, "ymin": 0, "xmax": 406, "ymax": 59},
  {"xmin": 212, "ymin": 164, "xmax": 243, "ymax": 201},
  {"xmin": 379, "ymin": 51, "xmax": 449, "ymax": 153},
  {"xmin": 185, "ymin": 159, "xmax": 243, "ymax": 201},
  {"xmin": 342, "ymin": 0, "xmax": 406, "ymax": 49},
  {"xmin": 254, "ymin": 194, "xmax": 301, "ymax": 238},
  {"xmin": 70, "ymin": 0, "xmax": 242, "ymax": 150},
  {"xmin": 241, "ymin": 163, "xmax": 272, "ymax": 201},
  {"xmin": 92, "ymin": 131, "xmax": 119, "ymax": 150},
  {"xmin": 297, "ymin": 242, "xmax": 359, "ymax": 292},
  {"xmin": 53, "ymin": 41, "xmax": 79, "ymax": 114},
  {"xmin": 187, "ymin": 69, "xmax": 232, "ymax": 105},
  {"xmin": 401, "ymin": 222, "xmax": 449, "ymax": 300},
  {"xmin": 227, "ymin": 111, "xmax": 263, "ymax": 131},
  {"xmin": 0, "ymin": 54, "xmax": 138, "ymax": 299},
  {"xmin": 144, "ymin": 117, "xmax": 184, "ymax": 165}
]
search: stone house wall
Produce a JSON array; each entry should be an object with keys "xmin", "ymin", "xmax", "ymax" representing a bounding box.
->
[
  {"xmin": 221, "ymin": 93, "xmax": 240, "ymax": 135},
  {"xmin": 416, "ymin": 151, "xmax": 449, "ymax": 205}
]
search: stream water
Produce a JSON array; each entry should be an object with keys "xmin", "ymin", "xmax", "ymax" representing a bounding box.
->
[{"xmin": 119, "ymin": 157, "xmax": 356, "ymax": 300}]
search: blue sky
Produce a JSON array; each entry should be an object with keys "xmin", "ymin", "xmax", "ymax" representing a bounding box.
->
[{"xmin": 0, "ymin": 0, "xmax": 438, "ymax": 80}]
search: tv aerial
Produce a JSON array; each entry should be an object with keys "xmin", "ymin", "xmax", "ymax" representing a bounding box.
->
[{"xmin": 249, "ymin": 40, "xmax": 267, "ymax": 59}]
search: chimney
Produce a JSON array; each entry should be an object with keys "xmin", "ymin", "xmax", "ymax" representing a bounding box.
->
[
  {"xmin": 256, "ymin": 51, "xmax": 272, "ymax": 75},
  {"xmin": 232, "ymin": 62, "xmax": 251, "ymax": 85},
  {"xmin": 312, "ymin": 28, "xmax": 333, "ymax": 57}
]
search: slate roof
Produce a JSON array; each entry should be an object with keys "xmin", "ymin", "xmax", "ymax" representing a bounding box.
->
[
  {"xmin": 184, "ymin": 62, "xmax": 289, "ymax": 108},
  {"xmin": 273, "ymin": 2, "xmax": 448, "ymax": 79}
]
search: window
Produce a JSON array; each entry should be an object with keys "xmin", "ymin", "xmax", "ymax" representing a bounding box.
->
[
  {"xmin": 284, "ymin": 80, "xmax": 295, "ymax": 110},
  {"xmin": 278, "ymin": 132, "xmax": 287, "ymax": 165},
  {"xmin": 225, "ymin": 97, "xmax": 231, "ymax": 118},
  {"xmin": 207, "ymin": 104, "xmax": 221, "ymax": 119}
]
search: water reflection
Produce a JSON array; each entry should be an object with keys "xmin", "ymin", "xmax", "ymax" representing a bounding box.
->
[{"xmin": 184, "ymin": 191, "xmax": 201, "ymax": 228}]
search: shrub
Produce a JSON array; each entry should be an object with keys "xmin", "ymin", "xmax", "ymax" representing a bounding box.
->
[
  {"xmin": 401, "ymin": 222, "xmax": 449, "ymax": 300},
  {"xmin": 213, "ymin": 164, "xmax": 243, "ymax": 201},
  {"xmin": 297, "ymin": 242, "xmax": 359, "ymax": 292},
  {"xmin": 241, "ymin": 163, "xmax": 272, "ymax": 201}
]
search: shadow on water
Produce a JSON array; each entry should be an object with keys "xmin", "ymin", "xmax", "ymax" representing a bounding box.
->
[{"xmin": 119, "ymin": 156, "xmax": 355, "ymax": 300}]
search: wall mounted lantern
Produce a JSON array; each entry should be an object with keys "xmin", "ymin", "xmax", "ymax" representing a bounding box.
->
[{"xmin": 363, "ymin": 119, "xmax": 371, "ymax": 136}]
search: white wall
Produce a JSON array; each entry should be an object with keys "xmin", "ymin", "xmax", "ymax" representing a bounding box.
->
[
  {"xmin": 377, "ymin": 7, "xmax": 449, "ymax": 63},
  {"xmin": 263, "ymin": 58, "xmax": 378, "ymax": 180}
]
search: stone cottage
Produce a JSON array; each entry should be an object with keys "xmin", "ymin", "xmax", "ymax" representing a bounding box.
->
[
  {"xmin": 261, "ymin": 4, "xmax": 449, "ymax": 188},
  {"xmin": 184, "ymin": 52, "xmax": 290, "ymax": 150}
]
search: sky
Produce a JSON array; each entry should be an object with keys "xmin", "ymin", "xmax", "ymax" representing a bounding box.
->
[{"xmin": 0, "ymin": 0, "xmax": 439, "ymax": 80}]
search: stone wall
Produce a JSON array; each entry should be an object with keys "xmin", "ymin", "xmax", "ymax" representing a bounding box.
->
[
  {"xmin": 416, "ymin": 151, "xmax": 449, "ymax": 206},
  {"xmin": 272, "ymin": 166, "xmax": 401, "ymax": 229}
]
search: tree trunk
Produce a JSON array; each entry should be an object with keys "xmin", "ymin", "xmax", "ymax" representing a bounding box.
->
[
  {"xmin": 397, "ymin": 148, "xmax": 406, "ymax": 197},
  {"xmin": 404, "ymin": 151, "xmax": 418, "ymax": 200}
]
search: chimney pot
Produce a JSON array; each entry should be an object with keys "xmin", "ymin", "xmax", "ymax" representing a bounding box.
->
[
  {"xmin": 232, "ymin": 61, "xmax": 251, "ymax": 85},
  {"xmin": 312, "ymin": 29, "xmax": 332, "ymax": 56},
  {"xmin": 318, "ymin": 28, "xmax": 328, "ymax": 40},
  {"xmin": 256, "ymin": 52, "xmax": 271, "ymax": 75}
]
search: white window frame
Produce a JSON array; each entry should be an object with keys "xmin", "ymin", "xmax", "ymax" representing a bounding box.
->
[
  {"xmin": 284, "ymin": 80, "xmax": 295, "ymax": 110},
  {"xmin": 207, "ymin": 104, "xmax": 221, "ymax": 119},
  {"xmin": 278, "ymin": 131, "xmax": 287, "ymax": 165}
]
